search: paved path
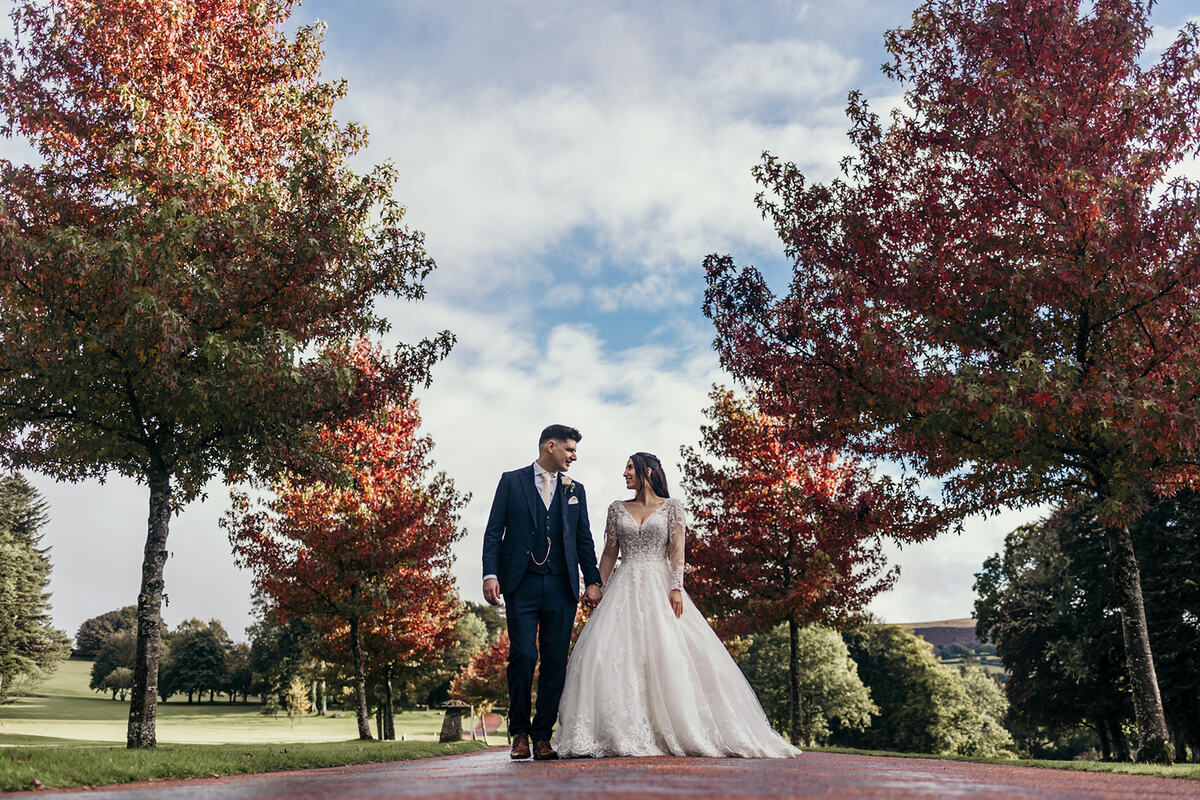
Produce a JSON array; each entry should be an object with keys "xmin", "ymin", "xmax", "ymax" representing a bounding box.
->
[{"xmin": 25, "ymin": 748, "xmax": 1199, "ymax": 799}]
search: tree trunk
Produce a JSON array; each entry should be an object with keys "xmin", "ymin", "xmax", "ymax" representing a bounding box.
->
[
  {"xmin": 1097, "ymin": 718, "xmax": 1111, "ymax": 761},
  {"xmin": 383, "ymin": 665, "xmax": 396, "ymax": 741},
  {"xmin": 788, "ymin": 617, "xmax": 803, "ymax": 746},
  {"xmin": 1110, "ymin": 717, "xmax": 1132, "ymax": 762},
  {"xmin": 126, "ymin": 469, "xmax": 172, "ymax": 749},
  {"xmin": 319, "ymin": 678, "xmax": 327, "ymax": 716},
  {"xmin": 1103, "ymin": 525, "xmax": 1172, "ymax": 764},
  {"xmin": 350, "ymin": 616, "xmax": 372, "ymax": 740}
]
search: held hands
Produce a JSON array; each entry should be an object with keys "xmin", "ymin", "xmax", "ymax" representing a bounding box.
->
[
  {"xmin": 483, "ymin": 577, "xmax": 502, "ymax": 606},
  {"xmin": 583, "ymin": 583, "xmax": 603, "ymax": 608},
  {"xmin": 668, "ymin": 589, "xmax": 683, "ymax": 619}
]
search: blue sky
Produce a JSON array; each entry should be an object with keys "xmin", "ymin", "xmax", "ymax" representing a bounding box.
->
[{"xmin": 7, "ymin": 0, "xmax": 1198, "ymax": 641}]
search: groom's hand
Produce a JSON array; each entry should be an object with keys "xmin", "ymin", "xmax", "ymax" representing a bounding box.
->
[
  {"xmin": 483, "ymin": 578, "xmax": 502, "ymax": 605},
  {"xmin": 583, "ymin": 583, "xmax": 603, "ymax": 607}
]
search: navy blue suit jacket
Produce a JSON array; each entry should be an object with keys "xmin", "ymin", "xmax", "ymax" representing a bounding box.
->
[{"xmin": 481, "ymin": 465, "xmax": 602, "ymax": 599}]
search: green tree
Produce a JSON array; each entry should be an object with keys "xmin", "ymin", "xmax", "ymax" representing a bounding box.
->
[
  {"xmin": 0, "ymin": 0, "xmax": 450, "ymax": 748},
  {"xmin": 405, "ymin": 611, "xmax": 488, "ymax": 707},
  {"xmin": 90, "ymin": 629, "xmax": 137, "ymax": 695},
  {"xmin": 247, "ymin": 602, "xmax": 313, "ymax": 703},
  {"xmin": 98, "ymin": 667, "xmax": 134, "ymax": 701},
  {"xmin": 225, "ymin": 643, "xmax": 254, "ymax": 704},
  {"xmin": 0, "ymin": 474, "xmax": 69, "ymax": 698},
  {"xmin": 161, "ymin": 619, "xmax": 231, "ymax": 704},
  {"xmin": 462, "ymin": 602, "xmax": 505, "ymax": 643},
  {"xmin": 975, "ymin": 514, "xmax": 1132, "ymax": 759},
  {"xmin": 956, "ymin": 660, "xmax": 1016, "ymax": 758},
  {"xmin": 836, "ymin": 624, "xmax": 1013, "ymax": 757},
  {"xmin": 73, "ymin": 606, "xmax": 138, "ymax": 659},
  {"xmin": 736, "ymin": 623, "xmax": 876, "ymax": 746},
  {"xmin": 976, "ymin": 498, "xmax": 1200, "ymax": 761}
]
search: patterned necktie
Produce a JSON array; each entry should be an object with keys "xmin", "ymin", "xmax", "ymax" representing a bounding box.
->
[{"xmin": 540, "ymin": 472, "xmax": 556, "ymax": 510}]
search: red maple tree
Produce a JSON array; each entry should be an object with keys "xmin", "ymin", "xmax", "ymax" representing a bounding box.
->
[
  {"xmin": 360, "ymin": 585, "xmax": 461, "ymax": 740},
  {"xmin": 704, "ymin": 0, "xmax": 1200, "ymax": 762},
  {"xmin": 225, "ymin": 400, "xmax": 467, "ymax": 740},
  {"xmin": 0, "ymin": 1, "xmax": 449, "ymax": 748},
  {"xmin": 681, "ymin": 386, "xmax": 939, "ymax": 743}
]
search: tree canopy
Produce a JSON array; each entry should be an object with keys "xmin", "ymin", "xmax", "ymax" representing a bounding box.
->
[
  {"xmin": 0, "ymin": 0, "xmax": 451, "ymax": 747},
  {"xmin": 703, "ymin": 0, "xmax": 1200, "ymax": 762}
]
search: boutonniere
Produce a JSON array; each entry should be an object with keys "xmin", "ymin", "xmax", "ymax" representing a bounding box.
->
[{"xmin": 560, "ymin": 475, "xmax": 575, "ymax": 495}]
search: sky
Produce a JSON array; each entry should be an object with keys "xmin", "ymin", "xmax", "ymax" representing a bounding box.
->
[{"xmin": 6, "ymin": 0, "xmax": 1199, "ymax": 642}]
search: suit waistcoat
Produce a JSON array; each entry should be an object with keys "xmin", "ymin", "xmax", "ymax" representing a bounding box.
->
[{"xmin": 527, "ymin": 484, "xmax": 567, "ymax": 575}]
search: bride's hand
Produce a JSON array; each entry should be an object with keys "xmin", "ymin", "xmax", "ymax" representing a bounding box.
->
[{"xmin": 668, "ymin": 589, "xmax": 683, "ymax": 619}]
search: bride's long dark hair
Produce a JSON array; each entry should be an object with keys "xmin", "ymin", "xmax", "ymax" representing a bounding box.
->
[{"xmin": 630, "ymin": 452, "xmax": 670, "ymax": 498}]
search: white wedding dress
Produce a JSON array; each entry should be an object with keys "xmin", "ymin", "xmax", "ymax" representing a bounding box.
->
[{"xmin": 556, "ymin": 498, "xmax": 800, "ymax": 758}]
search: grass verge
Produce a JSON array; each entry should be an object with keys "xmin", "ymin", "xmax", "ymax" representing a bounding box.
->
[
  {"xmin": 810, "ymin": 745, "xmax": 1200, "ymax": 780},
  {"xmin": 0, "ymin": 739, "xmax": 488, "ymax": 792}
]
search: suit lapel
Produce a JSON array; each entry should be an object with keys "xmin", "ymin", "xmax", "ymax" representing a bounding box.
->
[{"xmin": 519, "ymin": 464, "xmax": 540, "ymax": 524}]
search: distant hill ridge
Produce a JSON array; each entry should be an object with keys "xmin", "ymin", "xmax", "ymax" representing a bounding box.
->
[
  {"xmin": 896, "ymin": 618, "xmax": 985, "ymax": 650},
  {"xmin": 896, "ymin": 617, "xmax": 975, "ymax": 629}
]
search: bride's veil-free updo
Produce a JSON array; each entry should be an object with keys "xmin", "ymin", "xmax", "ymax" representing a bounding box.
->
[{"xmin": 630, "ymin": 452, "xmax": 670, "ymax": 498}]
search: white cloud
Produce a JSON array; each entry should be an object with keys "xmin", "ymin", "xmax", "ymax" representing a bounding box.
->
[
  {"xmin": 36, "ymin": 298, "xmax": 725, "ymax": 641},
  {"xmin": 383, "ymin": 297, "xmax": 725, "ymax": 605},
  {"xmin": 696, "ymin": 39, "xmax": 861, "ymax": 111},
  {"xmin": 346, "ymin": 79, "xmax": 850, "ymax": 298},
  {"xmin": 588, "ymin": 272, "xmax": 695, "ymax": 312},
  {"xmin": 869, "ymin": 505, "xmax": 1048, "ymax": 624},
  {"xmin": 333, "ymin": 18, "xmax": 861, "ymax": 309},
  {"xmin": 1147, "ymin": 15, "xmax": 1199, "ymax": 56},
  {"xmin": 36, "ymin": 294, "xmax": 1047, "ymax": 637},
  {"xmin": 22, "ymin": 0, "xmax": 1056, "ymax": 642}
]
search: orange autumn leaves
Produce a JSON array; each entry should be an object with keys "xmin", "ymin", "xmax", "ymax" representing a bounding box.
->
[{"xmin": 226, "ymin": 400, "xmax": 467, "ymax": 678}]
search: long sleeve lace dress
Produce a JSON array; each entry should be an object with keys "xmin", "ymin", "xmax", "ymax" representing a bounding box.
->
[{"xmin": 555, "ymin": 498, "xmax": 799, "ymax": 758}]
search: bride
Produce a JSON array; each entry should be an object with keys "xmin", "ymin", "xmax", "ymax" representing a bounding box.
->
[{"xmin": 555, "ymin": 452, "xmax": 799, "ymax": 758}]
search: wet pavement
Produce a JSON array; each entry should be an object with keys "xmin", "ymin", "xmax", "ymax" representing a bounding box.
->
[{"xmin": 21, "ymin": 747, "xmax": 1200, "ymax": 799}]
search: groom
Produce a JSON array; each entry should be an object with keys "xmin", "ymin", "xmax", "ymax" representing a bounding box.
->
[{"xmin": 482, "ymin": 424, "xmax": 603, "ymax": 760}]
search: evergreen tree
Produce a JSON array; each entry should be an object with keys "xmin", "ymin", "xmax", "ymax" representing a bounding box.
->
[{"xmin": 0, "ymin": 474, "xmax": 69, "ymax": 698}]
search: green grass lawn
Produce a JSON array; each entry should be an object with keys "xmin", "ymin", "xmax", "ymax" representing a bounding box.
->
[
  {"xmin": 1, "ymin": 660, "xmax": 503, "ymax": 745},
  {"xmin": 0, "ymin": 740, "xmax": 488, "ymax": 791},
  {"xmin": 0, "ymin": 659, "xmax": 498, "ymax": 790}
]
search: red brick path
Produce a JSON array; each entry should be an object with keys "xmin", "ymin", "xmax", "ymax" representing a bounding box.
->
[{"xmin": 24, "ymin": 747, "xmax": 1198, "ymax": 799}]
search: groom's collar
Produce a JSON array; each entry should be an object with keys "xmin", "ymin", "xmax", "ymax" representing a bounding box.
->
[{"xmin": 532, "ymin": 461, "xmax": 558, "ymax": 481}]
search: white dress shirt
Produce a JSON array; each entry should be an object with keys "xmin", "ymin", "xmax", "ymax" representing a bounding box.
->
[{"xmin": 533, "ymin": 460, "xmax": 558, "ymax": 505}]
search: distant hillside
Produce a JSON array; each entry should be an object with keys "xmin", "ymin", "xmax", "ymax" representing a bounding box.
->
[
  {"xmin": 898, "ymin": 618, "xmax": 983, "ymax": 649},
  {"xmin": 895, "ymin": 618, "xmax": 1004, "ymax": 680}
]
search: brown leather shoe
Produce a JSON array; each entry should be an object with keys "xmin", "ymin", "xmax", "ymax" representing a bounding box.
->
[
  {"xmin": 510, "ymin": 733, "xmax": 531, "ymax": 760},
  {"xmin": 532, "ymin": 739, "xmax": 559, "ymax": 761}
]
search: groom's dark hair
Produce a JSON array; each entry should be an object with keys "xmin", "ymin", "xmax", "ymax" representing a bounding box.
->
[{"xmin": 539, "ymin": 424, "xmax": 582, "ymax": 446}]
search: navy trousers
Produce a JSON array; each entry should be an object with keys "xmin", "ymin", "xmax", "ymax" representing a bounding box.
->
[{"xmin": 505, "ymin": 572, "xmax": 577, "ymax": 741}]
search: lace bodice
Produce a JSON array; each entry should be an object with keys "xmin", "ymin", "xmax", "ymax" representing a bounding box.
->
[{"xmin": 602, "ymin": 498, "xmax": 686, "ymax": 591}]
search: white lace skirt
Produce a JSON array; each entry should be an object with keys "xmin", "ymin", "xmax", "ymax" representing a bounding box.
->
[{"xmin": 555, "ymin": 558, "xmax": 800, "ymax": 758}]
